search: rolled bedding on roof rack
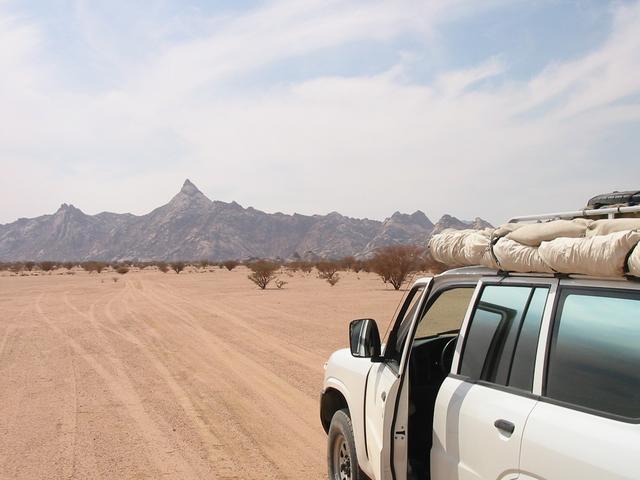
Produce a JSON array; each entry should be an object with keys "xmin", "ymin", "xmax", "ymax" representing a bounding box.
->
[{"xmin": 428, "ymin": 221, "xmax": 640, "ymax": 278}]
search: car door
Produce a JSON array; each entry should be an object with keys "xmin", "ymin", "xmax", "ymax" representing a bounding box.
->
[
  {"xmin": 519, "ymin": 283, "xmax": 640, "ymax": 480},
  {"xmin": 365, "ymin": 280, "xmax": 430, "ymax": 480},
  {"xmin": 432, "ymin": 277, "xmax": 557, "ymax": 480}
]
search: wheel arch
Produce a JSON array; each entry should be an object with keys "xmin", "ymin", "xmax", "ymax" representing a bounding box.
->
[{"xmin": 320, "ymin": 387, "xmax": 349, "ymax": 433}]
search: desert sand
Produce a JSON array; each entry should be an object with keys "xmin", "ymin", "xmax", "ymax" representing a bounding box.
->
[{"xmin": 0, "ymin": 267, "xmax": 409, "ymax": 479}]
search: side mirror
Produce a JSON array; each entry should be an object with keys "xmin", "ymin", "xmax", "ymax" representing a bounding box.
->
[{"xmin": 349, "ymin": 319, "xmax": 382, "ymax": 361}]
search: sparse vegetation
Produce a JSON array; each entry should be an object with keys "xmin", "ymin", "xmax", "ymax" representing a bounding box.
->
[
  {"xmin": 247, "ymin": 260, "xmax": 278, "ymax": 289},
  {"xmin": 156, "ymin": 261, "xmax": 169, "ymax": 273},
  {"xmin": 82, "ymin": 261, "xmax": 107, "ymax": 273},
  {"xmin": 38, "ymin": 261, "xmax": 56, "ymax": 272},
  {"xmin": 316, "ymin": 261, "xmax": 341, "ymax": 285},
  {"xmin": 171, "ymin": 262, "xmax": 186, "ymax": 274},
  {"xmin": 116, "ymin": 266, "xmax": 129, "ymax": 275},
  {"xmin": 24, "ymin": 261, "xmax": 35, "ymax": 271},
  {"xmin": 223, "ymin": 260, "xmax": 240, "ymax": 271},
  {"xmin": 370, "ymin": 245, "xmax": 423, "ymax": 290},
  {"xmin": 326, "ymin": 274, "xmax": 340, "ymax": 286}
]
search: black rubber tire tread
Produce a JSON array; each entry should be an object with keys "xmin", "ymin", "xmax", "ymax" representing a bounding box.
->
[{"xmin": 327, "ymin": 408, "xmax": 368, "ymax": 480}]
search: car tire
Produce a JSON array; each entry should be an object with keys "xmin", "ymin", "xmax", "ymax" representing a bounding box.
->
[{"xmin": 327, "ymin": 409, "xmax": 366, "ymax": 480}]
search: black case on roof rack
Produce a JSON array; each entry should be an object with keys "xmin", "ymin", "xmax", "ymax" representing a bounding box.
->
[{"xmin": 587, "ymin": 190, "xmax": 640, "ymax": 209}]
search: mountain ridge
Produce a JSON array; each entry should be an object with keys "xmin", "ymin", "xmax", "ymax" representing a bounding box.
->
[{"xmin": 0, "ymin": 179, "xmax": 492, "ymax": 261}]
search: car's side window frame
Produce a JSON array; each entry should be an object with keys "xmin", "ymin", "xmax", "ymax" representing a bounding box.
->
[
  {"xmin": 539, "ymin": 281, "xmax": 640, "ymax": 424},
  {"xmin": 451, "ymin": 276, "xmax": 559, "ymax": 399},
  {"xmin": 383, "ymin": 280, "xmax": 431, "ymax": 375}
]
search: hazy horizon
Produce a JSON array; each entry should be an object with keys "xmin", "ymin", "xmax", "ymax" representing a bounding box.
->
[{"xmin": 2, "ymin": 0, "xmax": 640, "ymax": 226}]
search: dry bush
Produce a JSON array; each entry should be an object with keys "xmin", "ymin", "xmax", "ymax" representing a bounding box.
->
[
  {"xmin": 82, "ymin": 261, "xmax": 107, "ymax": 273},
  {"xmin": 275, "ymin": 279, "xmax": 287, "ymax": 289},
  {"xmin": 38, "ymin": 261, "xmax": 56, "ymax": 272},
  {"xmin": 286, "ymin": 261, "xmax": 313, "ymax": 274},
  {"xmin": 24, "ymin": 261, "xmax": 35, "ymax": 271},
  {"xmin": 156, "ymin": 261, "xmax": 169, "ymax": 273},
  {"xmin": 223, "ymin": 260, "xmax": 240, "ymax": 271},
  {"xmin": 112, "ymin": 277, "xmax": 119, "ymax": 283},
  {"xmin": 171, "ymin": 262, "xmax": 186, "ymax": 274},
  {"xmin": 419, "ymin": 251, "xmax": 448, "ymax": 275},
  {"xmin": 339, "ymin": 256, "xmax": 356, "ymax": 271},
  {"xmin": 247, "ymin": 261, "xmax": 278, "ymax": 289},
  {"xmin": 316, "ymin": 261, "xmax": 340, "ymax": 280},
  {"xmin": 327, "ymin": 274, "xmax": 340, "ymax": 286},
  {"xmin": 116, "ymin": 266, "xmax": 129, "ymax": 275},
  {"xmin": 198, "ymin": 260, "xmax": 211, "ymax": 269},
  {"xmin": 62, "ymin": 261, "xmax": 75, "ymax": 270},
  {"xmin": 370, "ymin": 245, "xmax": 423, "ymax": 290},
  {"xmin": 8, "ymin": 262, "xmax": 23, "ymax": 273}
]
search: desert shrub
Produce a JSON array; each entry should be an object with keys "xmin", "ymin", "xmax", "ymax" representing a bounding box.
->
[
  {"xmin": 327, "ymin": 274, "xmax": 340, "ymax": 286},
  {"xmin": 23, "ymin": 261, "xmax": 35, "ymax": 271},
  {"xmin": 82, "ymin": 261, "xmax": 107, "ymax": 273},
  {"xmin": 370, "ymin": 245, "xmax": 423, "ymax": 290},
  {"xmin": 247, "ymin": 260, "xmax": 278, "ymax": 289},
  {"xmin": 38, "ymin": 261, "xmax": 56, "ymax": 272},
  {"xmin": 198, "ymin": 260, "xmax": 210, "ymax": 269},
  {"xmin": 116, "ymin": 266, "xmax": 129, "ymax": 275},
  {"xmin": 339, "ymin": 256, "xmax": 356, "ymax": 271},
  {"xmin": 316, "ymin": 261, "xmax": 340, "ymax": 280},
  {"xmin": 112, "ymin": 277, "xmax": 119, "ymax": 283},
  {"xmin": 9, "ymin": 262, "xmax": 23, "ymax": 273},
  {"xmin": 62, "ymin": 261, "xmax": 75, "ymax": 270},
  {"xmin": 171, "ymin": 262, "xmax": 185, "ymax": 274},
  {"xmin": 223, "ymin": 260, "xmax": 240, "ymax": 271},
  {"xmin": 275, "ymin": 279, "xmax": 287, "ymax": 289},
  {"xmin": 351, "ymin": 260, "xmax": 365, "ymax": 273},
  {"xmin": 419, "ymin": 251, "xmax": 448, "ymax": 275},
  {"xmin": 155, "ymin": 261, "xmax": 169, "ymax": 273}
]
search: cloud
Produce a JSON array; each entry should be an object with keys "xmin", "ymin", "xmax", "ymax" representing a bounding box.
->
[{"xmin": 0, "ymin": 0, "xmax": 639, "ymax": 225}]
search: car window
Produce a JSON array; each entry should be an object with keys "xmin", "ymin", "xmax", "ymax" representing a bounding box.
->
[
  {"xmin": 459, "ymin": 285, "xmax": 548, "ymax": 390},
  {"xmin": 546, "ymin": 289, "xmax": 640, "ymax": 419},
  {"xmin": 414, "ymin": 288, "xmax": 474, "ymax": 339},
  {"xmin": 508, "ymin": 288, "xmax": 548, "ymax": 390},
  {"xmin": 384, "ymin": 285, "xmax": 425, "ymax": 366}
]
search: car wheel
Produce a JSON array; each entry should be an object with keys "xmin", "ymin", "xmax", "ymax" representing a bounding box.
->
[{"xmin": 327, "ymin": 409, "xmax": 365, "ymax": 480}]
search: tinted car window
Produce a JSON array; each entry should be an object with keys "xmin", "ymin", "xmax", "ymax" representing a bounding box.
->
[
  {"xmin": 546, "ymin": 289, "xmax": 640, "ymax": 419},
  {"xmin": 508, "ymin": 288, "xmax": 548, "ymax": 390},
  {"xmin": 460, "ymin": 285, "xmax": 548, "ymax": 390}
]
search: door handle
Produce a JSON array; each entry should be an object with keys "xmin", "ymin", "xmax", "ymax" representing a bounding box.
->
[{"xmin": 494, "ymin": 419, "xmax": 515, "ymax": 435}]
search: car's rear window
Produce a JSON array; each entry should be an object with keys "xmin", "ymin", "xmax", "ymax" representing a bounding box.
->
[{"xmin": 546, "ymin": 289, "xmax": 640, "ymax": 419}]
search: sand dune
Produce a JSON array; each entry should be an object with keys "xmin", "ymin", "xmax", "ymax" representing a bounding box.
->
[{"xmin": 0, "ymin": 268, "xmax": 406, "ymax": 479}]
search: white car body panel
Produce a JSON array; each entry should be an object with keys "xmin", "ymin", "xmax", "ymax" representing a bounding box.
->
[
  {"xmin": 431, "ymin": 377, "xmax": 537, "ymax": 480},
  {"xmin": 520, "ymin": 401, "xmax": 640, "ymax": 480},
  {"xmin": 323, "ymin": 348, "xmax": 375, "ymax": 477}
]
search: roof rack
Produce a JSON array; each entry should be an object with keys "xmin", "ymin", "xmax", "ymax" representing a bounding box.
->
[{"xmin": 508, "ymin": 205, "xmax": 640, "ymax": 223}]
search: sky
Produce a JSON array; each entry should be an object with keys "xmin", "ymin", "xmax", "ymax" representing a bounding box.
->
[{"xmin": 1, "ymin": 0, "xmax": 640, "ymax": 226}]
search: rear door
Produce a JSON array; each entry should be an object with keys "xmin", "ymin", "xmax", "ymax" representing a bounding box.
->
[
  {"xmin": 520, "ymin": 283, "xmax": 640, "ymax": 480},
  {"xmin": 432, "ymin": 277, "xmax": 557, "ymax": 480}
]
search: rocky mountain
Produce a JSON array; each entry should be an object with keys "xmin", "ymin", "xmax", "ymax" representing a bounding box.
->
[{"xmin": 0, "ymin": 180, "xmax": 492, "ymax": 261}]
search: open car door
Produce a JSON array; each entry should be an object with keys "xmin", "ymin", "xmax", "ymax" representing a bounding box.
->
[{"xmin": 365, "ymin": 279, "xmax": 431, "ymax": 480}]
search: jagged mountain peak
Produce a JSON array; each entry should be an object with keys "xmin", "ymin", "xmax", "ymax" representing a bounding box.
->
[
  {"xmin": 165, "ymin": 179, "xmax": 212, "ymax": 210},
  {"xmin": 180, "ymin": 178, "xmax": 201, "ymax": 195}
]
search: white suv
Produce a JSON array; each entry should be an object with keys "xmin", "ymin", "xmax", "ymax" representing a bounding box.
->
[{"xmin": 320, "ymin": 266, "xmax": 640, "ymax": 480}]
